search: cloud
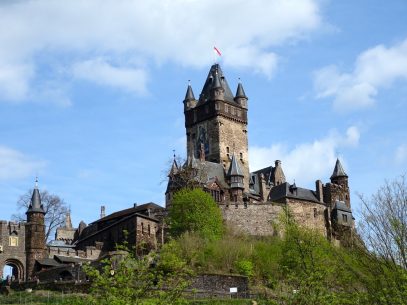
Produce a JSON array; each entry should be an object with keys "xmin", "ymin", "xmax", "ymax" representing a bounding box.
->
[
  {"xmin": 395, "ymin": 144, "xmax": 407, "ymax": 165},
  {"xmin": 0, "ymin": 146, "xmax": 46, "ymax": 180},
  {"xmin": 314, "ymin": 38, "xmax": 407, "ymax": 112},
  {"xmin": 0, "ymin": 0, "xmax": 322, "ymax": 103},
  {"xmin": 249, "ymin": 126, "xmax": 360, "ymax": 186},
  {"xmin": 72, "ymin": 58, "xmax": 148, "ymax": 95}
]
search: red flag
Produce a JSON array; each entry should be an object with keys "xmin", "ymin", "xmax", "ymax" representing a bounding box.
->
[{"xmin": 213, "ymin": 46, "xmax": 222, "ymax": 56}]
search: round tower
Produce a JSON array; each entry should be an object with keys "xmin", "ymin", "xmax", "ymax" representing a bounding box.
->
[{"xmin": 25, "ymin": 178, "xmax": 46, "ymax": 280}]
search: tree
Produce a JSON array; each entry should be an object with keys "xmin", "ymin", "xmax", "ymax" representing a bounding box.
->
[
  {"xmin": 355, "ymin": 175, "xmax": 407, "ymax": 304},
  {"xmin": 358, "ymin": 175, "xmax": 407, "ymax": 269},
  {"xmin": 168, "ymin": 188, "xmax": 223, "ymax": 240},
  {"xmin": 84, "ymin": 238, "xmax": 192, "ymax": 305},
  {"xmin": 12, "ymin": 189, "xmax": 68, "ymax": 242}
]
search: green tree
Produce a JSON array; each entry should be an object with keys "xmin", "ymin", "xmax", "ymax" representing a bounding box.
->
[
  {"xmin": 84, "ymin": 240, "xmax": 191, "ymax": 305},
  {"xmin": 168, "ymin": 188, "xmax": 223, "ymax": 240}
]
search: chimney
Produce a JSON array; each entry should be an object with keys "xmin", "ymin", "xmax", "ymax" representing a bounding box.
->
[
  {"xmin": 100, "ymin": 206, "xmax": 106, "ymax": 219},
  {"xmin": 315, "ymin": 180, "xmax": 324, "ymax": 203},
  {"xmin": 133, "ymin": 203, "xmax": 137, "ymax": 208}
]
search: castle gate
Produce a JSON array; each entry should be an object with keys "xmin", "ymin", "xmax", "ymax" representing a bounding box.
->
[{"xmin": 1, "ymin": 258, "xmax": 25, "ymax": 282}]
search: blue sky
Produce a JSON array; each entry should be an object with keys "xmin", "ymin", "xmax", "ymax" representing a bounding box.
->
[{"xmin": 0, "ymin": 0, "xmax": 406, "ymax": 228}]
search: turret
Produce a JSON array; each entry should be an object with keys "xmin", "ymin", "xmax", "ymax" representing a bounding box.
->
[
  {"xmin": 234, "ymin": 81, "xmax": 248, "ymax": 109},
  {"xmin": 210, "ymin": 69, "xmax": 225, "ymax": 101},
  {"xmin": 183, "ymin": 82, "xmax": 197, "ymax": 111},
  {"xmin": 329, "ymin": 158, "xmax": 351, "ymax": 208},
  {"xmin": 25, "ymin": 178, "xmax": 46, "ymax": 280},
  {"xmin": 227, "ymin": 153, "xmax": 244, "ymax": 202}
]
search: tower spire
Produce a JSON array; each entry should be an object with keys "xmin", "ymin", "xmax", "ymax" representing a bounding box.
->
[
  {"xmin": 27, "ymin": 178, "xmax": 45, "ymax": 214},
  {"xmin": 330, "ymin": 158, "xmax": 348, "ymax": 179}
]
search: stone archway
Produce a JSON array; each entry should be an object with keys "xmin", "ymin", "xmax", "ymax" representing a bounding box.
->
[{"xmin": 1, "ymin": 258, "xmax": 25, "ymax": 282}]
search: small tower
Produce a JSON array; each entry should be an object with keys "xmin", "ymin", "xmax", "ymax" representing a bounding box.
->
[
  {"xmin": 25, "ymin": 178, "xmax": 46, "ymax": 280},
  {"xmin": 234, "ymin": 80, "xmax": 248, "ymax": 109},
  {"xmin": 330, "ymin": 159, "xmax": 350, "ymax": 208},
  {"xmin": 227, "ymin": 153, "xmax": 244, "ymax": 203},
  {"xmin": 183, "ymin": 82, "xmax": 197, "ymax": 112}
]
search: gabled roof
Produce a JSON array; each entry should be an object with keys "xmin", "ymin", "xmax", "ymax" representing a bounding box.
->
[
  {"xmin": 198, "ymin": 64, "xmax": 235, "ymax": 104},
  {"xmin": 331, "ymin": 159, "xmax": 347, "ymax": 179}
]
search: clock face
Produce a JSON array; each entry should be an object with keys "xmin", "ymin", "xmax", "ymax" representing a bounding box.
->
[{"xmin": 196, "ymin": 125, "xmax": 209, "ymax": 158}]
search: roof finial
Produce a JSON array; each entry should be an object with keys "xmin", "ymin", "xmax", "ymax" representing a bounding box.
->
[
  {"xmin": 188, "ymin": 79, "xmax": 191, "ymax": 86},
  {"xmin": 173, "ymin": 149, "xmax": 176, "ymax": 159},
  {"xmin": 35, "ymin": 176, "xmax": 38, "ymax": 189}
]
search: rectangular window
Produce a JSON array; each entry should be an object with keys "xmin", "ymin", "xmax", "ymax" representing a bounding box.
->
[
  {"xmin": 9, "ymin": 236, "xmax": 18, "ymax": 247},
  {"xmin": 313, "ymin": 208, "xmax": 317, "ymax": 218},
  {"xmin": 225, "ymin": 105, "xmax": 229, "ymax": 113},
  {"xmin": 342, "ymin": 214, "xmax": 348, "ymax": 222},
  {"xmin": 215, "ymin": 102, "xmax": 220, "ymax": 110}
]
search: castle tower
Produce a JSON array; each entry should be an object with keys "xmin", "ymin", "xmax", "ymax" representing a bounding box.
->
[
  {"xmin": 25, "ymin": 178, "xmax": 46, "ymax": 279},
  {"xmin": 184, "ymin": 64, "xmax": 249, "ymax": 190},
  {"xmin": 330, "ymin": 159, "xmax": 351, "ymax": 208}
]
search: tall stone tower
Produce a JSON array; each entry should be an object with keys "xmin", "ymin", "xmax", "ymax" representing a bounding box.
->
[
  {"xmin": 329, "ymin": 159, "xmax": 351, "ymax": 208},
  {"xmin": 183, "ymin": 64, "xmax": 250, "ymax": 190},
  {"xmin": 25, "ymin": 179, "xmax": 46, "ymax": 279}
]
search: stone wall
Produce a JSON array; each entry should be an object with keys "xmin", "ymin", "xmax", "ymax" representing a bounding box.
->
[
  {"xmin": 0, "ymin": 221, "xmax": 26, "ymax": 280},
  {"xmin": 221, "ymin": 200, "xmax": 327, "ymax": 237}
]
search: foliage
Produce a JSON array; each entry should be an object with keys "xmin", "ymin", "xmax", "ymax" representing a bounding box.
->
[
  {"xmin": 168, "ymin": 188, "xmax": 223, "ymax": 240},
  {"xmin": 12, "ymin": 188, "xmax": 68, "ymax": 241},
  {"xmin": 84, "ymin": 239, "xmax": 192, "ymax": 305}
]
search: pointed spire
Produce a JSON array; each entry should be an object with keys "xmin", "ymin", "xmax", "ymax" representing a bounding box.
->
[
  {"xmin": 168, "ymin": 158, "xmax": 179, "ymax": 177},
  {"xmin": 26, "ymin": 178, "xmax": 45, "ymax": 214},
  {"xmin": 199, "ymin": 64, "xmax": 234, "ymax": 103},
  {"xmin": 65, "ymin": 210, "xmax": 73, "ymax": 229},
  {"xmin": 235, "ymin": 80, "xmax": 247, "ymax": 99},
  {"xmin": 212, "ymin": 69, "xmax": 222, "ymax": 90},
  {"xmin": 184, "ymin": 81, "xmax": 195, "ymax": 101},
  {"xmin": 330, "ymin": 158, "xmax": 348, "ymax": 179},
  {"xmin": 227, "ymin": 153, "xmax": 244, "ymax": 177}
]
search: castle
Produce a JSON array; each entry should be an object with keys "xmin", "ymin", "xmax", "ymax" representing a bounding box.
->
[
  {"xmin": 0, "ymin": 63, "xmax": 354, "ymax": 283},
  {"xmin": 166, "ymin": 63, "xmax": 354, "ymax": 241}
]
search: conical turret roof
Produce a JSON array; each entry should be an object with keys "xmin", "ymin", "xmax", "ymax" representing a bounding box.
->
[
  {"xmin": 198, "ymin": 64, "xmax": 234, "ymax": 104},
  {"xmin": 235, "ymin": 82, "xmax": 247, "ymax": 99},
  {"xmin": 184, "ymin": 84, "xmax": 195, "ymax": 101},
  {"xmin": 227, "ymin": 153, "xmax": 244, "ymax": 177},
  {"xmin": 26, "ymin": 178, "xmax": 45, "ymax": 214},
  {"xmin": 168, "ymin": 158, "xmax": 179, "ymax": 177},
  {"xmin": 330, "ymin": 159, "xmax": 348, "ymax": 179}
]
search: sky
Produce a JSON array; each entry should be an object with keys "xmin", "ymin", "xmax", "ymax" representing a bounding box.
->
[{"xmin": 0, "ymin": 0, "xmax": 406, "ymax": 229}]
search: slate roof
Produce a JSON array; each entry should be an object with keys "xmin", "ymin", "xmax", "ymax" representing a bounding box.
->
[
  {"xmin": 198, "ymin": 64, "xmax": 235, "ymax": 104},
  {"xmin": 269, "ymin": 182, "xmax": 320, "ymax": 203},
  {"xmin": 93, "ymin": 202, "xmax": 164, "ymax": 224},
  {"xmin": 36, "ymin": 258, "xmax": 63, "ymax": 267},
  {"xmin": 227, "ymin": 154, "xmax": 244, "ymax": 177},
  {"xmin": 235, "ymin": 82, "xmax": 247, "ymax": 99},
  {"xmin": 184, "ymin": 84, "xmax": 195, "ymax": 101},
  {"xmin": 331, "ymin": 159, "xmax": 347, "ymax": 179},
  {"xmin": 333, "ymin": 200, "xmax": 352, "ymax": 212},
  {"xmin": 54, "ymin": 255, "xmax": 91, "ymax": 264},
  {"xmin": 27, "ymin": 180, "xmax": 45, "ymax": 214}
]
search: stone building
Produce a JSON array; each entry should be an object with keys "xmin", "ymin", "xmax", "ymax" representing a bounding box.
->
[
  {"xmin": 0, "ymin": 180, "xmax": 46, "ymax": 281},
  {"xmin": 166, "ymin": 63, "xmax": 355, "ymax": 244},
  {"xmin": 1, "ymin": 179, "xmax": 164, "ymax": 282}
]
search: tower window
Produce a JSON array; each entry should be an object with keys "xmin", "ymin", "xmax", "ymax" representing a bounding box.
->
[
  {"xmin": 231, "ymin": 107, "xmax": 235, "ymax": 115},
  {"xmin": 237, "ymin": 110, "xmax": 241, "ymax": 117},
  {"xmin": 342, "ymin": 214, "xmax": 348, "ymax": 222},
  {"xmin": 9, "ymin": 236, "xmax": 18, "ymax": 247},
  {"xmin": 225, "ymin": 105, "xmax": 229, "ymax": 113},
  {"xmin": 313, "ymin": 208, "xmax": 317, "ymax": 218},
  {"xmin": 240, "ymin": 152, "xmax": 243, "ymax": 160}
]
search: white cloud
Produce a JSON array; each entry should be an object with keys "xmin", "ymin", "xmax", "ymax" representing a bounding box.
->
[
  {"xmin": 0, "ymin": 62, "xmax": 34, "ymax": 101},
  {"xmin": 314, "ymin": 39, "xmax": 407, "ymax": 112},
  {"xmin": 395, "ymin": 144, "xmax": 407, "ymax": 165},
  {"xmin": 0, "ymin": 0, "xmax": 322, "ymax": 103},
  {"xmin": 0, "ymin": 146, "xmax": 46, "ymax": 180},
  {"xmin": 249, "ymin": 126, "xmax": 360, "ymax": 186},
  {"xmin": 72, "ymin": 58, "xmax": 148, "ymax": 95}
]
